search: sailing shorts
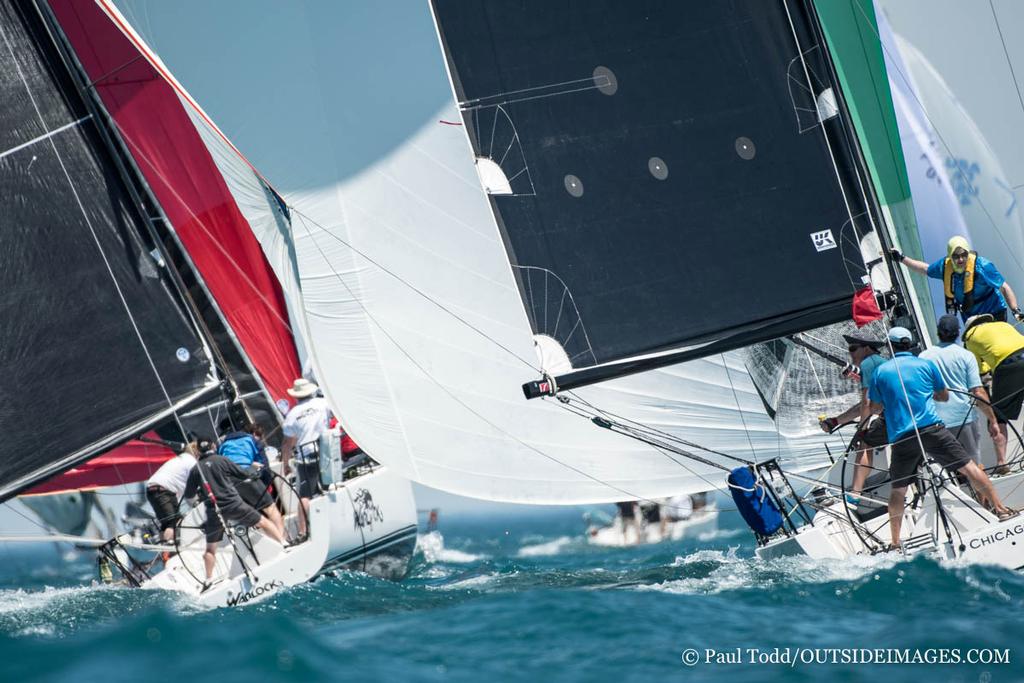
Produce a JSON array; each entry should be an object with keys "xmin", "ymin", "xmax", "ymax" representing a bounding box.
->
[
  {"xmin": 991, "ymin": 351, "xmax": 1024, "ymax": 422},
  {"xmin": 860, "ymin": 415, "xmax": 888, "ymax": 449},
  {"xmin": 236, "ymin": 474, "xmax": 274, "ymax": 511},
  {"xmin": 950, "ymin": 420, "xmax": 982, "ymax": 462},
  {"xmin": 202, "ymin": 502, "xmax": 263, "ymax": 544},
  {"xmin": 296, "ymin": 460, "xmax": 321, "ymax": 499},
  {"xmin": 889, "ymin": 423, "xmax": 970, "ymax": 489},
  {"xmin": 146, "ymin": 486, "xmax": 180, "ymax": 532}
]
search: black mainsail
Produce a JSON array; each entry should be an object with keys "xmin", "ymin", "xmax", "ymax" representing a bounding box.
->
[
  {"xmin": 431, "ymin": 0, "xmax": 890, "ymax": 395},
  {"xmin": 0, "ymin": 0, "xmax": 218, "ymax": 499}
]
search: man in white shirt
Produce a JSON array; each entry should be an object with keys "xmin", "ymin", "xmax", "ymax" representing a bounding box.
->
[
  {"xmin": 281, "ymin": 378, "xmax": 331, "ymax": 539},
  {"xmin": 146, "ymin": 440, "xmax": 198, "ymax": 544}
]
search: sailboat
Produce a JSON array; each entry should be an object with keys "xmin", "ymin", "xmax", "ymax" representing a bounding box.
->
[{"xmin": 0, "ymin": 0, "xmax": 417, "ymax": 608}]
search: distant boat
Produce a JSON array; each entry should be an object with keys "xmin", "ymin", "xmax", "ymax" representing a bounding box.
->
[{"xmin": 586, "ymin": 496, "xmax": 718, "ymax": 548}]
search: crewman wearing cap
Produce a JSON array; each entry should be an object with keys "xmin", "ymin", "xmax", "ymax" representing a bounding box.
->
[
  {"xmin": 920, "ymin": 315, "xmax": 1001, "ymax": 466},
  {"xmin": 280, "ymin": 378, "xmax": 332, "ymax": 539},
  {"xmin": 963, "ymin": 314, "xmax": 1024, "ymax": 474},
  {"xmin": 819, "ymin": 332, "xmax": 888, "ymax": 502},
  {"xmin": 869, "ymin": 326, "xmax": 1013, "ymax": 548},
  {"xmin": 892, "ymin": 236, "xmax": 1022, "ymax": 322}
]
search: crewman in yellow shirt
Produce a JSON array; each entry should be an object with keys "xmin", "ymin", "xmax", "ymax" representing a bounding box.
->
[{"xmin": 962, "ymin": 314, "xmax": 1024, "ymax": 474}]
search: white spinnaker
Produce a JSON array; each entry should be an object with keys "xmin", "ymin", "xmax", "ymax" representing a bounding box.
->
[
  {"xmin": 878, "ymin": 0, "xmax": 1024, "ymax": 304},
  {"xmin": 107, "ymin": 0, "xmax": 840, "ymax": 503}
]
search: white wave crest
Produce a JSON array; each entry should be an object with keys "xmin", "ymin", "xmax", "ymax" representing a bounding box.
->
[
  {"xmin": 654, "ymin": 551, "xmax": 899, "ymax": 595},
  {"xmin": 517, "ymin": 536, "xmax": 575, "ymax": 558},
  {"xmin": 417, "ymin": 531, "xmax": 486, "ymax": 564},
  {"xmin": 0, "ymin": 584, "xmax": 104, "ymax": 616}
]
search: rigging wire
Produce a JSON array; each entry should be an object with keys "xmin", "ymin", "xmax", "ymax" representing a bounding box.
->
[
  {"xmin": 285, "ymin": 204, "xmax": 540, "ymax": 374},
  {"xmin": 293, "ymin": 202, "xmax": 680, "ymax": 506},
  {"xmin": 720, "ymin": 354, "xmax": 761, "ymax": 464}
]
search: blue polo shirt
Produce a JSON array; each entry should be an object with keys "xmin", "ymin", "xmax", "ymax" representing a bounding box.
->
[
  {"xmin": 926, "ymin": 255, "xmax": 1007, "ymax": 315},
  {"xmin": 869, "ymin": 352, "xmax": 946, "ymax": 442},
  {"xmin": 859, "ymin": 352, "xmax": 886, "ymax": 390},
  {"xmin": 918, "ymin": 342, "xmax": 982, "ymax": 427},
  {"xmin": 217, "ymin": 432, "xmax": 266, "ymax": 468}
]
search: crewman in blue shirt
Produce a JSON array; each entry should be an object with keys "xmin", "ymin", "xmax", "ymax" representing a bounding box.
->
[
  {"xmin": 868, "ymin": 327, "xmax": 1013, "ymax": 549},
  {"xmin": 892, "ymin": 236, "xmax": 1022, "ymax": 322},
  {"xmin": 819, "ymin": 333, "xmax": 888, "ymax": 503}
]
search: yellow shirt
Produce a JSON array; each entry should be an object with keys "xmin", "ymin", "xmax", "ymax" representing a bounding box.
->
[{"xmin": 962, "ymin": 321, "xmax": 1024, "ymax": 374}]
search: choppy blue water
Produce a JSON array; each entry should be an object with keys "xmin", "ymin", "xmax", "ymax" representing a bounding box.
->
[{"xmin": 0, "ymin": 504, "xmax": 1021, "ymax": 682}]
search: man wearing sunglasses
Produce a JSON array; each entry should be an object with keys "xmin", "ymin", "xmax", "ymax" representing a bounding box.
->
[
  {"xmin": 819, "ymin": 333, "xmax": 888, "ymax": 503},
  {"xmin": 892, "ymin": 236, "xmax": 1022, "ymax": 323}
]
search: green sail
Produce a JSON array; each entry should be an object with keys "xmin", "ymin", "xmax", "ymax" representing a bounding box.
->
[{"xmin": 814, "ymin": 0, "xmax": 936, "ymax": 336}]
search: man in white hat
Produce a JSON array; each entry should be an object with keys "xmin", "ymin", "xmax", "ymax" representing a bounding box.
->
[{"xmin": 281, "ymin": 378, "xmax": 331, "ymax": 539}]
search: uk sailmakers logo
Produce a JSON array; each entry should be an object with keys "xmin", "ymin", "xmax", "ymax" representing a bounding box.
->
[
  {"xmin": 811, "ymin": 229, "xmax": 837, "ymax": 252},
  {"xmin": 353, "ymin": 488, "xmax": 384, "ymax": 530}
]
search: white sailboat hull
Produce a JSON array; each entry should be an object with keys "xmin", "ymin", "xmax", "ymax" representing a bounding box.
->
[
  {"xmin": 756, "ymin": 469, "xmax": 1024, "ymax": 571},
  {"xmin": 143, "ymin": 466, "xmax": 417, "ymax": 608}
]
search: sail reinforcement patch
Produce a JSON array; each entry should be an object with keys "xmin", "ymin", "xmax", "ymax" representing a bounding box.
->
[
  {"xmin": 564, "ymin": 174, "xmax": 584, "ymax": 197},
  {"xmin": 648, "ymin": 157, "xmax": 668, "ymax": 180},
  {"xmin": 735, "ymin": 137, "xmax": 756, "ymax": 160},
  {"xmin": 592, "ymin": 66, "xmax": 617, "ymax": 95}
]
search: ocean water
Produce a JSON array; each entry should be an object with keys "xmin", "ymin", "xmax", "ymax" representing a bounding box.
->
[{"xmin": 0, "ymin": 504, "xmax": 1021, "ymax": 682}]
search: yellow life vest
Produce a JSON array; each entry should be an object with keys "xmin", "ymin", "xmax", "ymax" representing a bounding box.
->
[{"xmin": 943, "ymin": 251, "xmax": 976, "ymax": 313}]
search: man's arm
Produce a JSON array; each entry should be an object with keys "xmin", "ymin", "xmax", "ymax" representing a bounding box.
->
[
  {"xmin": 970, "ymin": 386, "xmax": 1001, "ymax": 438},
  {"xmin": 899, "ymin": 254, "xmax": 929, "ymax": 276},
  {"xmin": 820, "ymin": 391, "xmax": 869, "ymax": 432},
  {"xmin": 182, "ymin": 468, "xmax": 199, "ymax": 501},
  {"xmin": 933, "ymin": 388, "xmax": 950, "ymax": 402},
  {"xmin": 868, "ymin": 400, "xmax": 884, "ymax": 415},
  {"xmin": 281, "ymin": 435, "xmax": 297, "ymax": 474},
  {"xmin": 1001, "ymin": 282, "xmax": 1022, "ymax": 316}
]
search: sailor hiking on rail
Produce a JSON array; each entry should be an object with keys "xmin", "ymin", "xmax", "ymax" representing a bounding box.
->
[{"xmin": 892, "ymin": 236, "xmax": 1023, "ymax": 323}]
